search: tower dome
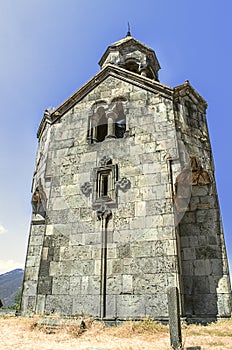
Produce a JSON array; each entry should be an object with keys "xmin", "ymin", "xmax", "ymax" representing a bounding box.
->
[{"xmin": 99, "ymin": 33, "xmax": 161, "ymax": 81}]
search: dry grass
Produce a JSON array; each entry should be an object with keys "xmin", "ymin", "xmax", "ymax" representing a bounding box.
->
[{"xmin": 0, "ymin": 313, "xmax": 232, "ymax": 349}]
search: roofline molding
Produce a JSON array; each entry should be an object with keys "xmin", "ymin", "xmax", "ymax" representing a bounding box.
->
[
  {"xmin": 174, "ymin": 80, "xmax": 207, "ymax": 111},
  {"xmin": 37, "ymin": 64, "xmax": 173, "ymax": 138},
  {"xmin": 37, "ymin": 69, "xmax": 207, "ymax": 140}
]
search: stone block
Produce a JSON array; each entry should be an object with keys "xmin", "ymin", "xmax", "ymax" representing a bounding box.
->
[
  {"xmin": 162, "ymin": 214, "xmax": 175, "ymax": 226},
  {"xmin": 105, "ymin": 295, "xmax": 117, "ymax": 319},
  {"xmin": 48, "ymin": 209, "xmax": 69, "ymax": 224},
  {"xmin": 25, "ymin": 255, "xmax": 41, "ymax": 268},
  {"xmin": 195, "ymin": 246, "xmax": 219, "ymax": 259},
  {"xmin": 133, "ymin": 274, "xmax": 166, "ymax": 294},
  {"xmin": 181, "ymin": 211, "xmax": 196, "ymax": 224},
  {"xmin": 87, "ymin": 276, "xmax": 100, "ymax": 295},
  {"xmin": 131, "ymin": 241, "xmax": 151, "ymax": 257},
  {"xmin": 122, "ymin": 275, "xmax": 133, "ymax": 294},
  {"xmin": 91, "ymin": 246, "xmax": 101, "ymax": 260},
  {"xmin": 196, "ymin": 208, "xmax": 217, "ymax": 223},
  {"xmin": 194, "ymin": 260, "xmax": 206, "ymax": 276},
  {"xmin": 42, "ymin": 247, "xmax": 49, "ymax": 261},
  {"xmin": 107, "ymin": 275, "xmax": 122, "ymax": 294},
  {"xmin": 45, "ymin": 295, "xmax": 73, "ymax": 315},
  {"xmin": 167, "ymin": 287, "xmax": 182, "ymax": 350},
  {"xmin": 52, "ymin": 276, "xmax": 70, "ymax": 295},
  {"xmin": 21, "ymin": 295, "xmax": 36, "ymax": 315},
  {"xmin": 31, "ymin": 225, "xmax": 46, "ymax": 235},
  {"xmin": 180, "ymin": 236, "xmax": 189, "ymax": 248},
  {"xmin": 135, "ymin": 201, "xmax": 146, "ymax": 216},
  {"xmin": 72, "ymin": 295, "xmax": 100, "ymax": 317},
  {"xmin": 107, "ymin": 245, "xmax": 117, "ymax": 259},
  {"xmin": 111, "ymin": 259, "xmax": 123, "ymax": 274},
  {"xmin": 39, "ymin": 261, "xmax": 50, "ymax": 277},
  {"xmin": 81, "ymin": 276, "xmax": 89, "ymax": 294},
  {"xmin": 28, "ymin": 245, "xmax": 42, "ymax": 257},
  {"xmin": 191, "ymin": 185, "xmax": 209, "ymax": 197},
  {"xmin": 60, "ymin": 245, "xmax": 92, "ymax": 260},
  {"xmin": 217, "ymin": 293, "xmax": 232, "ymax": 316},
  {"xmin": 145, "ymin": 295, "xmax": 169, "ymax": 318},
  {"xmin": 193, "ymin": 294, "xmax": 217, "ymax": 315},
  {"xmin": 129, "ymin": 216, "xmax": 145, "ymax": 230},
  {"xmin": 85, "ymin": 233, "xmax": 102, "ymax": 245},
  {"xmin": 194, "ymin": 276, "xmax": 210, "ymax": 294},
  {"xmin": 122, "ymin": 258, "xmax": 133, "ymax": 274},
  {"xmin": 94, "ymin": 259, "xmax": 101, "ymax": 275},
  {"xmin": 29, "ymin": 234, "xmax": 44, "ymax": 246},
  {"xmin": 112, "ymin": 229, "xmax": 131, "ymax": 244},
  {"xmin": 50, "ymin": 197, "xmax": 68, "ymax": 210},
  {"xmin": 49, "ymin": 261, "xmax": 61, "ymax": 277},
  {"xmin": 216, "ymin": 275, "xmax": 232, "ymax": 293},
  {"xmin": 24, "ymin": 266, "xmax": 40, "ymax": 280},
  {"xmin": 70, "ymin": 276, "xmax": 81, "ymax": 294},
  {"xmin": 131, "ymin": 257, "xmax": 157, "ymax": 274},
  {"xmin": 71, "ymin": 260, "xmax": 94, "ymax": 276},
  {"xmin": 60, "ymin": 261, "xmax": 73, "ymax": 276},
  {"xmin": 117, "ymin": 295, "xmax": 146, "ymax": 318},
  {"xmin": 22, "ymin": 280, "xmax": 37, "ymax": 296},
  {"xmin": 35, "ymin": 295, "xmax": 46, "ymax": 315},
  {"xmin": 179, "ymin": 223, "xmax": 200, "ymax": 237},
  {"xmin": 38, "ymin": 277, "xmax": 52, "ymax": 294},
  {"xmin": 182, "ymin": 248, "xmax": 196, "ymax": 261},
  {"xmin": 45, "ymin": 225, "xmax": 53, "ymax": 235}
]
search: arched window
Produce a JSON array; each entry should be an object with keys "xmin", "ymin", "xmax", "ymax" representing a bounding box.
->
[
  {"xmin": 88, "ymin": 98, "xmax": 127, "ymax": 143},
  {"xmin": 123, "ymin": 59, "xmax": 139, "ymax": 74},
  {"xmin": 115, "ymin": 117, "xmax": 126, "ymax": 138},
  {"xmin": 110, "ymin": 99, "xmax": 126, "ymax": 139},
  {"xmin": 93, "ymin": 161, "xmax": 118, "ymax": 207},
  {"xmin": 97, "ymin": 111, "xmax": 108, "ymax": 142}
]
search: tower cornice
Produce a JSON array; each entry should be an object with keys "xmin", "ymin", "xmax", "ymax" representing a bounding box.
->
[{"xmin": 37, "ymin": 63, "xmax": 173, "ymax": 138}]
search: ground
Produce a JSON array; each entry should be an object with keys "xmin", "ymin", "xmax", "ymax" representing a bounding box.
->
[{"xmin": 0, "ymin": 314, "xmax": 232, "ymax": 350}]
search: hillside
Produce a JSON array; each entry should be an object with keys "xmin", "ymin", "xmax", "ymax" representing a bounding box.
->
[{"xmin": 0, "ymin": 269, "xmax": 24, "ymax": 307}]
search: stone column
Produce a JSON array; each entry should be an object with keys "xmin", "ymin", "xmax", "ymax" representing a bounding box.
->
[
  {"xmin": 141, "ymin": 69, "xmax": 147, "ymax": 77},
  {"xmin": 91, "ymin": 116, "xmax": 98, "ymax": 143},
  {"xmin": 21, "ymin": 221, "xmax": 46, "ymax": 316},
  {"xmin": 97, "ymin": 206, "xmax": 112, "ymax": 319},
  {"xmin": 105, "ymin": 111, "xmax": 117, "ymax": 138},
  {"xmin": 167, "ymin": 287, "xmax": 182, "ymax": 350}
]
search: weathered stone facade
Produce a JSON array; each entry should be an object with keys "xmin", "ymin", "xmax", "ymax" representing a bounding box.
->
[{"xmin": 21, "ymin": 34, "xmax": 231, "ymax": 321}]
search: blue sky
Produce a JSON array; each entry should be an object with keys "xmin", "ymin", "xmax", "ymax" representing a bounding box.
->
[{"xmin": 0, "ymin": 0, "xmax": 232, "ymax": 275}]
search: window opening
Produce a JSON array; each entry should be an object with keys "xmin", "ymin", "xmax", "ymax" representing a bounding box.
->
[
  {"xmin": 88, "ymin": 99, "xmax": 127, "ymax": 143},
  {"xmin": 93, "ymin": 164, "xmax": 118, "ymax": 207},
  {"xmin": 115, "ymin": 118, "xmax": 126, "ymax": 138},
  {"xmin": 97, "ymin": 115, "xmax": 107, "ymax": 142},
  {"xmin": 101, "ymin": 174, "xmax": 108, "ymax": 197},
  {"xmin": 98, "ymin": 171, "xmax": 110, "ymax": 200},
  {"xmin": 124, "ymin": 60, "xmax": 139, "ymax": 73}
]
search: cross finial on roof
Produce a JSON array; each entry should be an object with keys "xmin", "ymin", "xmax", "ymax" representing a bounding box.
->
[{"xmin": 126, "ymin": 22, "xmax": 131, "ymax": 37}]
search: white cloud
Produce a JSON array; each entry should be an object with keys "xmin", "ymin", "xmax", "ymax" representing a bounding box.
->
[
  {"xmin": 0, "ymin": 260, "xmax": 24, "ymax": 275},
  {"xmin": 0, "ymin": 225, "xmax": 7, "ymax": 234}
]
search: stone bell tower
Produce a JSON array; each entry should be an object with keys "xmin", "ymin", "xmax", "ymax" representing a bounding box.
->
[{"xmin": 21, "ymin": 31, "xmax": 231, "ymax": 322}]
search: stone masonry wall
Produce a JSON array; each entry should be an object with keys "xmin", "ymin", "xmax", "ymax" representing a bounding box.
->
[
  {"xmin": 174, "ymin": 85, "xmax": 231, "ymax": 319},
  {"xmin": 22, "ymin": 75, "xmax": 182, "ymax": 319}
]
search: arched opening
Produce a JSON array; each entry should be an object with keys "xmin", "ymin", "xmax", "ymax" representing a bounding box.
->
[
  {"xmin": 123, "ymin": 60, "xmax": 139, "ymax": 73},
  {"xmin": 115, "ymin": 118, "xmax": 126, "ymax": 138},
  {"xmin": 88, "ymin": 98, "xmax": 127, "ymax": 143},
  {"xmin": 97, "ymin": 114, "xmax": 108, "ymax": 142}
]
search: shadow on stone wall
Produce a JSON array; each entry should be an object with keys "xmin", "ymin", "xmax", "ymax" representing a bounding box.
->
[{"xmin": 178, "ymin": 182, "xmax": 229, "ymax": 321}]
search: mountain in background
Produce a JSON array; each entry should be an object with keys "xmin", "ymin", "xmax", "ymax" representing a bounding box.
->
[{"xmin": 0, "ymin": 269, "xmax": 24, "ymax": 307}]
